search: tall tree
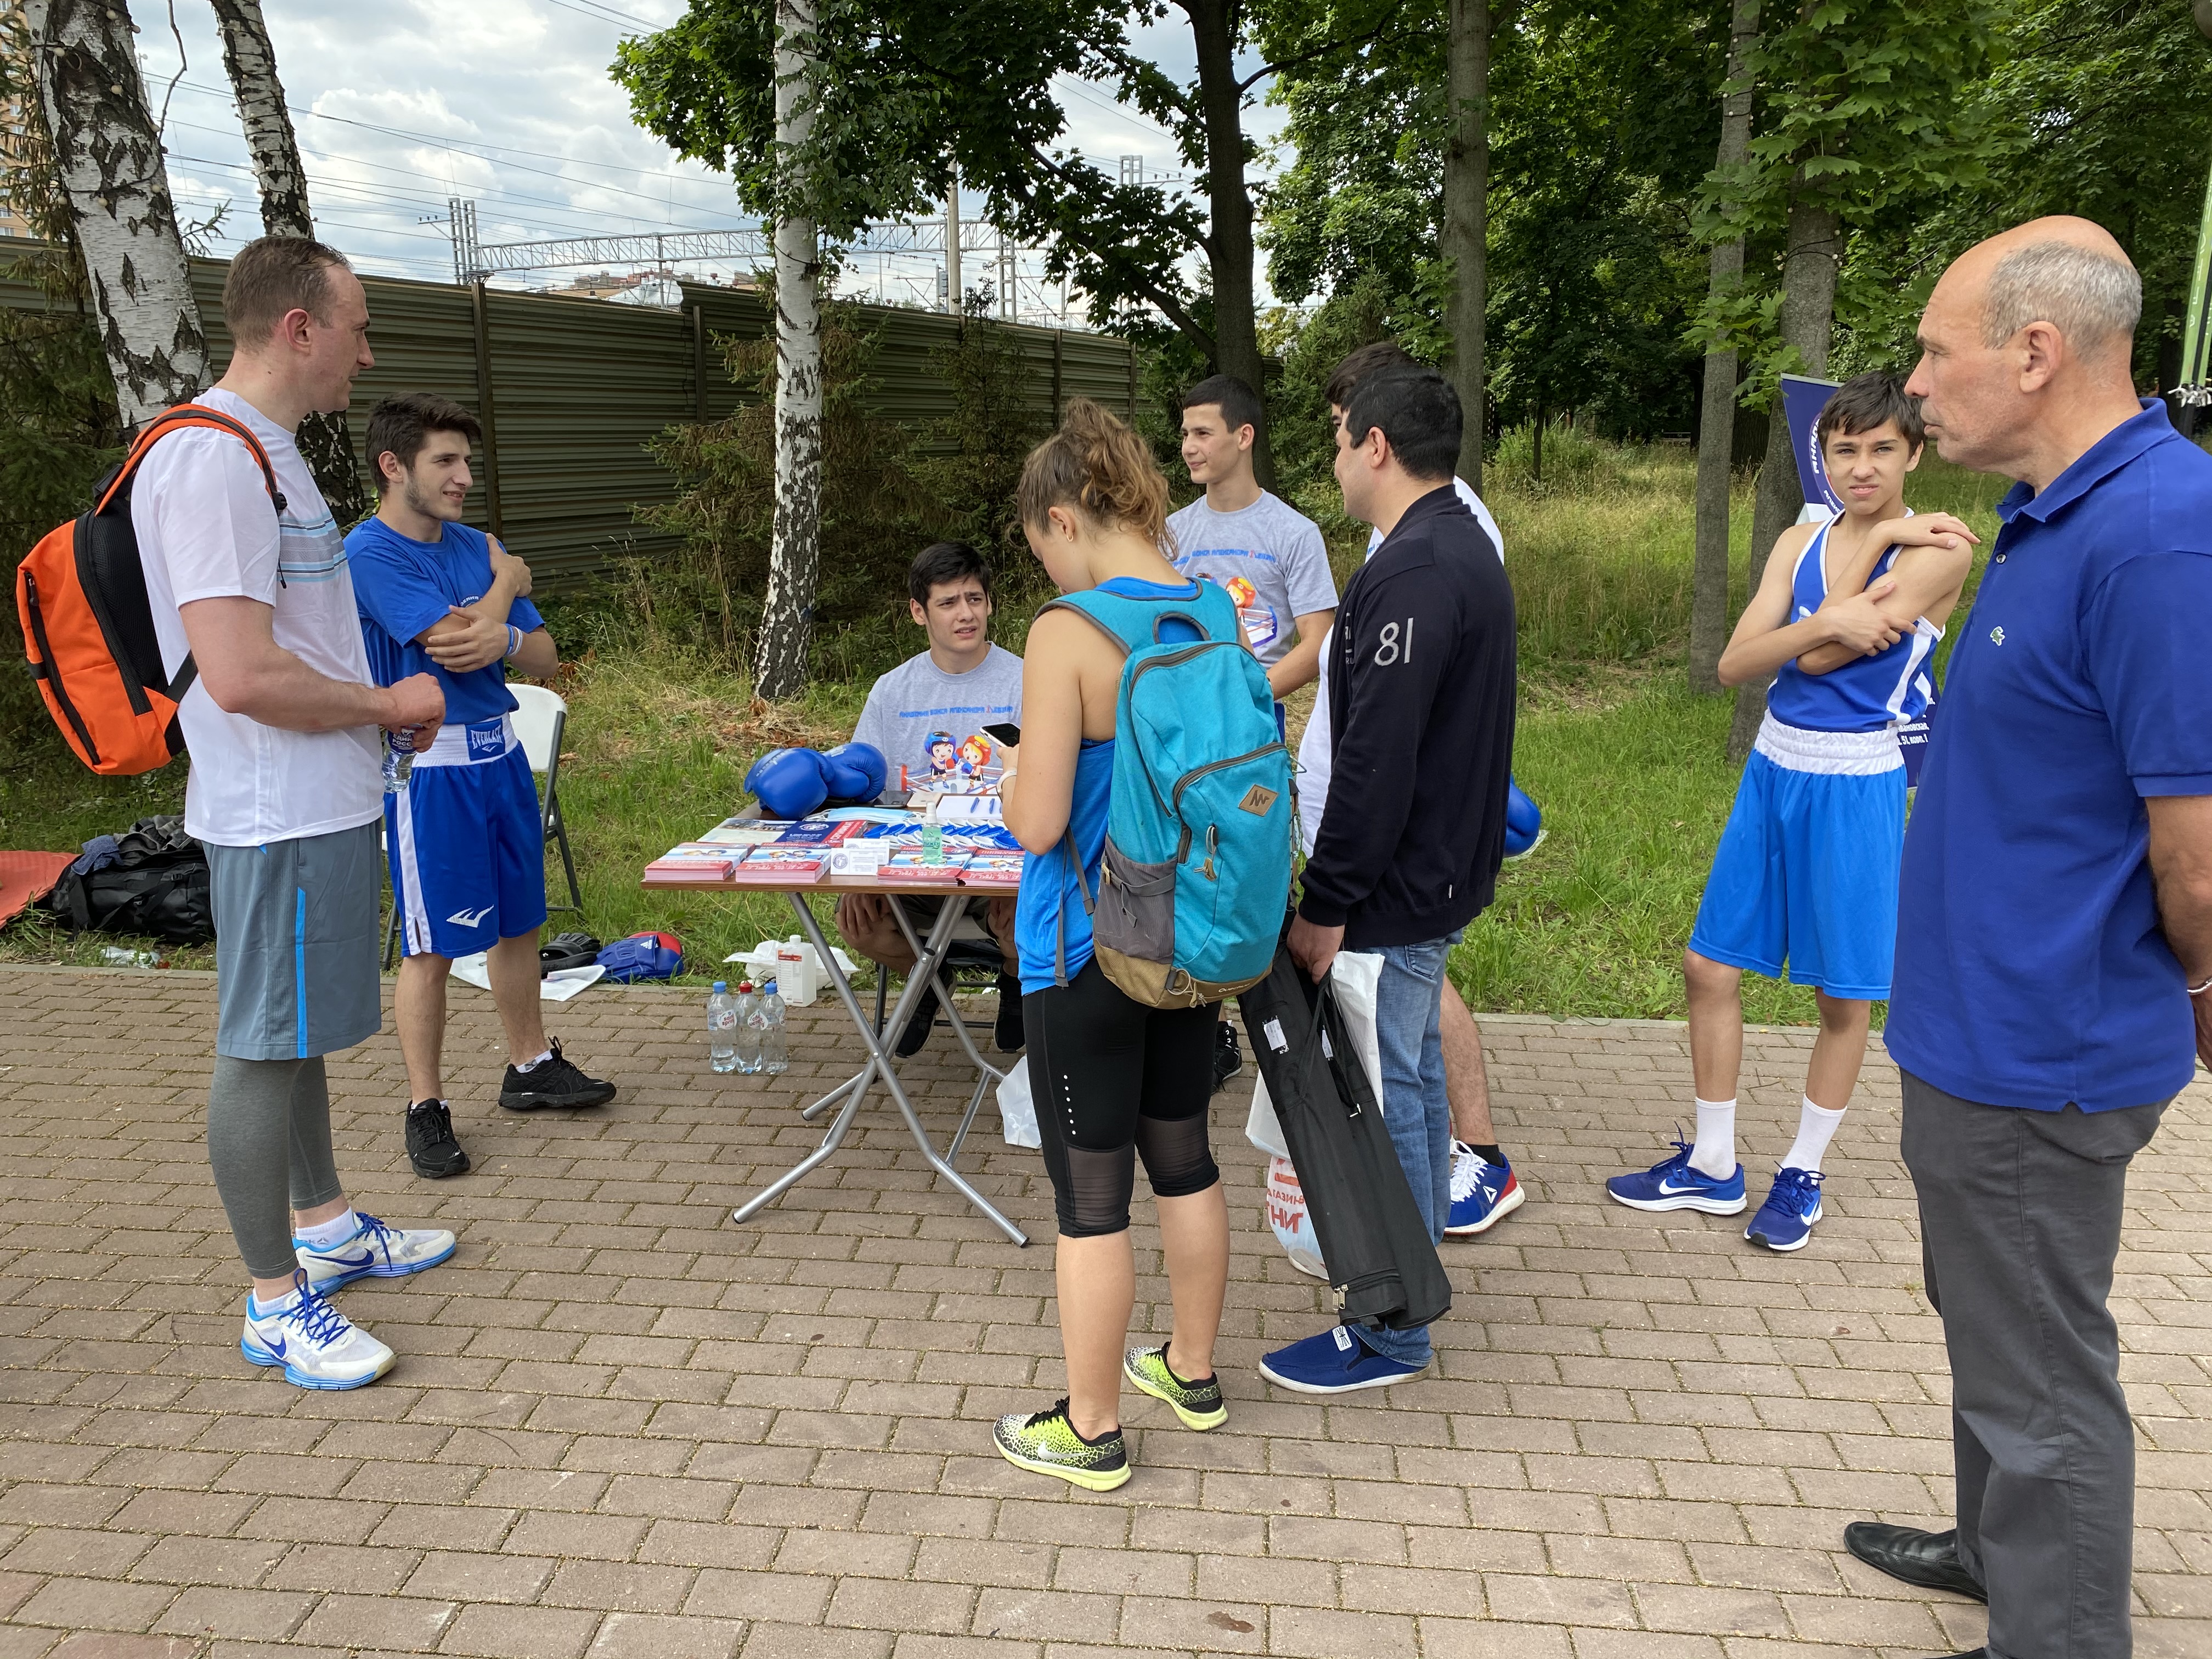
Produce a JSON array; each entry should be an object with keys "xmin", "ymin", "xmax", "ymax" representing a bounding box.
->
[
  {"xmin": 754, "ymin": 0, "xmax": 823, "ymax": 699},
  {"xmin": 24, "ymin": 0, "xmax": 207, "ymax": 430},
  {"xmin": 1686, "ymin": 0, "xmax": 1758, "ymax": 697},
  {"xmin": 617, "ymin": 1, "xmax": 1350, "ymax": 486},
  {"xmin": 1439, "ymin": 0, "xmax": 1493, "ymax": 487},
  {"xmin": 1705, "ymin": 0, "xmax": 2002, "ymax": 760},
  {"xmin": 209, "ymin": 0, "xmax": 369, "ymax": 524}
]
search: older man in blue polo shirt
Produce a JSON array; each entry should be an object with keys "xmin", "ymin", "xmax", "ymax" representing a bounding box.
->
[{"xmin": 1840, "ymin": 218, "xmax": 2212, "ymax": 1659}]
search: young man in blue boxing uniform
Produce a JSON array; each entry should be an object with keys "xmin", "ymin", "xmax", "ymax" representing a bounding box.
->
[
  {"xmin": 348, "ymin": 394, "xmax": 616, "ymax": 1180},
  {"xmin": 1607, "ymin": 374, "xmax": 1975, "ymax": 1250}
]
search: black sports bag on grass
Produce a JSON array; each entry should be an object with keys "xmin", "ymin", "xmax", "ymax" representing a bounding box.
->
[
  {"xmin": 44, "ymin": 815, "xmax": 214, "ymax": 947},
  {"xmin": 1237, "ymin": 942, "xmax": 1452, "ymax": 1332}
]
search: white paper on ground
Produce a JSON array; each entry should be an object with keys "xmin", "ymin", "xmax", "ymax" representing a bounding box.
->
[
  {"xmin": 996, "ymin": 1053, "xmax": 1041, "ymax": 1149},
  {"xmin": 450, "ymin": 953, "xmax": 606, "ymax": 1002},
  {"xmin": 1244, "ymin": 949, "xmax": 1385, "ymax": 1159}
]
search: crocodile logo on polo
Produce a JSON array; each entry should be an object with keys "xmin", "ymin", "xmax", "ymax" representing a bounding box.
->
[{"xmin": 1989, "ymin": 625, "xmax": 2006, "ymax": 646}]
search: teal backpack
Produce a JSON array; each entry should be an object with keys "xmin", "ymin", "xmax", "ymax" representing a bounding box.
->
[{"xmin": 1043, "ymin": 582, "xmax": 1295, "ymax": 1008}]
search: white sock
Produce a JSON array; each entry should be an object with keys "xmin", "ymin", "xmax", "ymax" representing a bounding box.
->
[
  {"xmin": 1782, "ymin": 1097, "xmax": 1846, "ymax": 1173},
  {"xmin": 295, "ymin": 1209, "xmax": 359, "ymax": 1250},
  {"xmin": 515, "ymin": 1049, "xmax": 552, "ymax": 1073},
  {"xmin": 1689, "ymin": 1097, "xmax": 1737, "ymax": 1179},
  {"xmin": 249, "ymin": 1284, "xmax": 301, "ymax": 1319}
]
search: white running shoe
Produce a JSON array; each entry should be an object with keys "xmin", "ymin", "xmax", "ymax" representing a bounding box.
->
[
  {"xmin": 240, "ymin": 1273, "xmax": 394, "ymax": 1390},
  {"xmin": 295, "ymin": 1212, "xmax": 457, "ymax": 1293}
]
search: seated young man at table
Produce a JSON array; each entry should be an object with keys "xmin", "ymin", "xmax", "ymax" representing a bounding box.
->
[
  {"xmin": 349, "ymin": 393, "xmax": 617, "ymax": 1182},
  {"xmin": 837, "ymin": 540, "xmax": 1024, "ymax": 1059}
]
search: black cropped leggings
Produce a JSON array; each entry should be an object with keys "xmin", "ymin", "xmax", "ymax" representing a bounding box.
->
[{"xmin": 1024, "ymin": 959, "xmax": 1221, "ymax": 1238}]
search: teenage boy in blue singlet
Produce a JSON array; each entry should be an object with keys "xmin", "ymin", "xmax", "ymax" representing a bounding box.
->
[
  {"xmin": 1607, "ymin": 374, "xmax": 1977, "ymax": 1251},
  {"xmin": 349, "ymin": 393, "xmax": 617, "ymax": 1182}
]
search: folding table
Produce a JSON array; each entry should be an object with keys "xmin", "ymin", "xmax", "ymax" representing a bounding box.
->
[{"xmin": 640, "ymin": 865, "xmax": 1028, "ymax": 1245}]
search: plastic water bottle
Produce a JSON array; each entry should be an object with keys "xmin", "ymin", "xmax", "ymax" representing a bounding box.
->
[
  {"xmin": 707, "ymin": 981, "xmax": 739, "ymax": 1073},
  {"xmin": 733, "ymin": 982, "xmax": 765, "ymax": 1074},
  {"xmin": 380, "ymin": 727, "xmax": 415, "ymax": 794},
  {"xmin": 757, "ymin": 979, "xmax": 789, "ymax": 1076}
]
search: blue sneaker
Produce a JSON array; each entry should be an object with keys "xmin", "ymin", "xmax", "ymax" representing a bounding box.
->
[
  {"xmin": 1605, "ymin": 1137, "xmax": 1747, "ymax": 1215},
  {"xmin": 295, "ymin": 1212, "xmax": 457, "ymax": 1293},
  {"xmin": 1445, "ymin": 1142, "xmax": 1525, "ymax": 1237},
  {"xmin": 1743, "ymin": 1166, "xmax": 1824, "ymax": 1251},
  {"xmin": 1259, "ymin": 1324, "xmax": 1426, "ymax": 1394}
]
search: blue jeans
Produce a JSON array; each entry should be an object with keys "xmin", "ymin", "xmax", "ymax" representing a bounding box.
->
[{"xmin": 1350, "ymin": 932, "xmax": 1457, "ymax": 1366}]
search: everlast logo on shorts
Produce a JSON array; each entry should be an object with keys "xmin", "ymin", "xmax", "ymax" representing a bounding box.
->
[{"xmin": 1238, "ymin": 784, "xmax": 1279, "ymax": 816}]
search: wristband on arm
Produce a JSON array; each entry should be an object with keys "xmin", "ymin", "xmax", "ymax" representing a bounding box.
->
[{"xmin": 504, "ymin": 624, "xmax": 521, "ymax": 661}]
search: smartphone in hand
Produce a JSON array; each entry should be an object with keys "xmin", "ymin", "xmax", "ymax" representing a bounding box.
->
[{"xmin": 983, "ymin": 722, "xmax": 1022, "ymax": 749}]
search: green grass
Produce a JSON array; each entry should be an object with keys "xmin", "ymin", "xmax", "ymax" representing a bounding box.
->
[{"xmin": 0, "ymin": 438, "xmax": 2012, "ymax": 1016}]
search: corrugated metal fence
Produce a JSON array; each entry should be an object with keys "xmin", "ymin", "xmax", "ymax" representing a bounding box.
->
[{"xmin": 3, "ymin": 252, "xmax": 1140, "ymax": 588}]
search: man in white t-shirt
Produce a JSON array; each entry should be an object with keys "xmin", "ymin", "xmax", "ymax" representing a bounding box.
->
[
  {"xmin": 841, "ymin": 540, "xmax": 1025, "ymax": 1056},
  {"xmin": 135, "ymin": 236, "xmax": 456, "ymax": 1391},
  {"xmin": 1167, "ymin": 375, "xmax": 1339, "ymax": 699},
  {"xmin": 1297, "ymin": 341, "xmax": 1526, "ymax": 1239}
]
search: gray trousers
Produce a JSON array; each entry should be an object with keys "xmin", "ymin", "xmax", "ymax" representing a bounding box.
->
[{"xmin": 1900, "ymin": 1070, "xmax": 2167, "ymax": 1659}]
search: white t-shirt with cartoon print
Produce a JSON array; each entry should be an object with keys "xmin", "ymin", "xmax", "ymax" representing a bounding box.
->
[{"xmin": 1166, "ymin": 489, "xmax": 1338, "ymax": 666}]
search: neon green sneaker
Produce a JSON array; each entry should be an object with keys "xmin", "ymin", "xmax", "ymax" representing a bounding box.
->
[
  {"xmin": 1122, "ymin": 1344, "xmax": 1227, "ymax": 1430},
  {"xmin": 991, "ymin": 1398, "xmax": 1131, "ymax": 1491}
]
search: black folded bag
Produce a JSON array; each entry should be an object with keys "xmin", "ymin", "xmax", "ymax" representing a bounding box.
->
[
  {"xmin": 539, "ymin": 932, "xmax": 603, "ymax": 975},
  {"xmin": 1238, "ymin": 943, "xmax": 1453, "ymax": 1332}
]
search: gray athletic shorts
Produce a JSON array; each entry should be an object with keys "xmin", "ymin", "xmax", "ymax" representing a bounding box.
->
[{"xmin": 207, "ymin": 822, "xmax": 384, "ymax": 1060}]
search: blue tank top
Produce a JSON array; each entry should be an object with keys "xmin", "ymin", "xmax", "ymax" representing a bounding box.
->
[
  {"xmin": 1015, "ymin": 578, "xmax": 1210, "ymax": 995},
  {"xmin": 1765, "ymin": 513, "xmax": 1942, "ymax": 735}
]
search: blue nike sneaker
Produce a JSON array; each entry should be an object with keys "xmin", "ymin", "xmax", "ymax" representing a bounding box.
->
[
  {"xmin": 1743, "ymin": 1166, "xmax": 1824, "ymax": 1252},
  {"xmin": 1259, "ymin": 1324, "xmax": 1427, "ymax": 1394},
  {"xmin": 1605, "ymin": 1137, "xmax": 1747, "ymax": 1215}
]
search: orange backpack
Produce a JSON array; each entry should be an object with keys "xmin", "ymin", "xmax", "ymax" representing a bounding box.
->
[{"xmin": 16, "ymin": 405, "xmax": 285, "ymax": 775}]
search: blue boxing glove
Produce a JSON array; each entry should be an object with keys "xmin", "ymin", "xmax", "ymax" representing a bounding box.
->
[
  {"xmin": 821, "ymin": 741, "xmax": 887, "ymax": 804},
  {"xmin": 747, "ymin": 747, "xmax": 831, "ymax": 820},
  {"xmin": 1504, "ymin": 776, "xmax": 1544, "ymax": 859}
]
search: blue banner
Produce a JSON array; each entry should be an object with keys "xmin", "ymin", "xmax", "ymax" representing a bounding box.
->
[{"xmin": 1780, "ymin": 373, "xmax": 1846, "ymax": 514}]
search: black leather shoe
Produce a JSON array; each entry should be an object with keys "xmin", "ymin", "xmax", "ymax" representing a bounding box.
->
[
  {"xmin": 1843, "ymin": 1521, "xmax": 1987, "ymax": 1602},
  {"xmin": 894, "ymin": 985, "xmax": 939, "ymax": 1058}
]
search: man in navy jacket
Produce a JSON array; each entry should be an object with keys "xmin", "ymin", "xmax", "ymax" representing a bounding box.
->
[{"xmin": 1261, "ymin": 364, "xmax": 1518, "ymax": 1394}]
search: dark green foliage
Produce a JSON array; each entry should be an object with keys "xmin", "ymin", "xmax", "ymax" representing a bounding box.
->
[{"xmin": 625, "ymin": 302, "xmax": 1059, "ymax": 686}]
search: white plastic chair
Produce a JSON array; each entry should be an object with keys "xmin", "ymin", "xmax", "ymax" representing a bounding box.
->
[{"xmin": 508, "ymin": 682, "xmax": 584, "ymax": 918}]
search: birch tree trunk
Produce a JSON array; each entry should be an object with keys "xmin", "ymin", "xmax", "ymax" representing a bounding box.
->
[
  {"xmin": 210, "ymin": 0, "xmax": 367, "ymax": 523},
  {"xmin": 1441, "ymin": 0, "xmax": 1489, "ymax": 490},
  {"xmin": 25, "ymin": 0, "xmax": 207, "ymax": 432},
  {"xmin": 754, "ymin": 0, "xmax": 823, "ymax": 701},
  {"xmin": 1727, "ymin": 190, "xmax": 1841, "ymax": 762},
  {"xmin": 1688, "ymin": 0, "xmax": 1759, "ymax": 696},
  {"xmin": 1184, "ymin": 0, "xmax": 1272, "ymax": 487}
]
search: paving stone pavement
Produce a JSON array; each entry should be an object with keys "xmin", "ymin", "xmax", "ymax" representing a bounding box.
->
[{"xmin": 1, "ymin": 964, "xmax": 2206, "ymax": 1659}]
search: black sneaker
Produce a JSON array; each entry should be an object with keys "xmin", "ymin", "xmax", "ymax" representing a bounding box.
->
[
  {"xmin": 994, "ymin": 972, "xmax": 1025, "ymax": 1053},
  {"xmin": 498, "ymin": 1038, "xmax": 618, "ymax": 1111},
  {"xmin": 1211, "ymin": 1019, "xmax": 1242, "ymax": 1094},
  {"xmin": 893, "ymin": 984, "xmax": 939, "ymax": 1059},
  {"xmin": 406, "ymin": 1099, "xmax": 471, "ymax": 1178}
]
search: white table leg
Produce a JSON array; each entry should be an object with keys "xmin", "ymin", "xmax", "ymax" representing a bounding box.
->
[{"xmin": 729, "ymin": 890, "xmax": 1028, "ymax": 1246}]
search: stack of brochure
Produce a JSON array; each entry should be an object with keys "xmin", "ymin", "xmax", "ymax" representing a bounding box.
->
[
  {"xmin": 879, "ymin": 850, "xmax": 970, "ymax": 882},
  {"xmin": 726, "ymin": 846, "xmax": 829, "ymax": 885},
  {"xmin": 958, "ymin": 851, "xmax": 1024, "ymax": 888},
  {"xmin": 644, "ymin": 843, "xmax": 741, "ymax": 883}
]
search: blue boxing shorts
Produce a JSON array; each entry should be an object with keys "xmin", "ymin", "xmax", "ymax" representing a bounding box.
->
[
  {"xmin": 387, "ymin": 713, "xmax": 549, "ymax": 960},
  {"xmin": 1687, "ymin": 712, "xmax": 1906, "ymax": 1002}
]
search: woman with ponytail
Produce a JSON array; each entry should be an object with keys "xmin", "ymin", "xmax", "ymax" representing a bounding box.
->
[{"xmin": 990, "ymin": 400, "xmax": 1236, "ymax": 1490}]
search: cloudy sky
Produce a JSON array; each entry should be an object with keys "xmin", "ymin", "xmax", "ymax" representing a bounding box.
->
[{"xmin": 134, "ymin": 1, "xmax": 1287, "ymax": 317}]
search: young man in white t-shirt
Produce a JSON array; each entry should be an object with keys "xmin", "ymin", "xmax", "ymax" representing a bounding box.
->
[
  {"xmin": 1297, "ymin": 341, "xmax": 1526, "ymax": 1238},
  {"xmin": 134, "ymin": 237, "xmax": 457, "ymax": 1390},
  {"xmin": 841, "ymin": 541, "xmax": 1025, "ymax": 1056},
  {"xmin": 1167, "ymin": 375, "xmax": 1338, "ymax": 699}
]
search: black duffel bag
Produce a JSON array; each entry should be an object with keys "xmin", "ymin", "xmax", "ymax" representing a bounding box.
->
[
  {"xmin": 1237, "ymin": 942, "xmax": 1453, "ymax": 1333},
  {"xmin": 46, "ymin": 815, "xmax": 215, "ymax": 946}
]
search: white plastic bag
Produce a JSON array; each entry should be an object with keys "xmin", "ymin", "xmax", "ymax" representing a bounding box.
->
[
  {"xmin": 450, "ymin": 952, "xmax": 605, "ymax": 1002},
  {"xmin": 1265, "ymin": 1154, "xmax": 1329, "ymax": 1279},
  {"xmin": 1245, "ymin": 950, "xmax": 1385, "ymax": 1157},
  {"xmin": 996, "ymin": 1054, "xmax": 1041, "ymax": 1149}
]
